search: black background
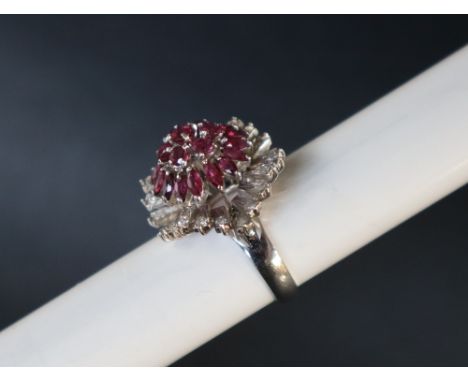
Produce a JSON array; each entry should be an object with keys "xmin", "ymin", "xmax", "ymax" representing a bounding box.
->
[{"xmin": 0, "ymin": 16, "xmax": 467, "ymax": 366}]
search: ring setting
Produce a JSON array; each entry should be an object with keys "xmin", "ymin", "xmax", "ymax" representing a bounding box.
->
[{"xmin": 140, "ymin": 117, "xmax": 297, "ymax": 301}]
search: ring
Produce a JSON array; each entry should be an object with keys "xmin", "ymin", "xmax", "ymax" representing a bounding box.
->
[{"xmin": 140, "ymin": 117, "xmax": 297, "ymax": 301}]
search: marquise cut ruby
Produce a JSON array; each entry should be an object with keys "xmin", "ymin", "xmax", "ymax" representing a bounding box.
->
[
  {"xmin": 225, "ymin": 125, "xmax": 246, "ymax": 138},
  {"xmin": 218, "ymin": 157, "xmax": 237, "ymax": 175},
  {"xmin": 223, "ymin": 146, "xmax": 247, "ymax": 161},
  {"xmin": 205, "ymin": 163, "xmax": 224, "ymax": 188},
  {"xmin": 171, "ymin": 123, "xmax": 195, "ymax": 144},
  {"xmin": 191, "ymin": 136, "xmax": 214, "ymax": 156},
  {"xmin": 175, "ymin": 174, "xmax": 188, "ymax": 201},
  {"xmin": 224, "ymin": 136, "xmax": 248, "ymax": 150},
  {"xmin": 199, "ymin": 120, "xmax": 225, "ymax": 138},
  {"xmin": 153, "ymin": 167, "xmax": 166, "ymax": 195},
  {"xmin": 188, "ymin": 169, "xmax": 203, "ymax": 196}
]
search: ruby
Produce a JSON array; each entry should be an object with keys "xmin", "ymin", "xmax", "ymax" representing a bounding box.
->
[
  {"xmin": 170, "ymin": 128, "xmax": 185, "ymax": 145},
  {"xmin": 170, "ymin": 146, "xmax": 189, "ymax": 165},
  {"xmin": 225, "ymin": 125, "xmax": 246, "ymax": 138},
  {"xmin": 179, "ymin": 123, "xmax": 195, "ymax": 139},
  {"xmin": 188, "ymin": 169, "xmax": 203, "ymax": 196},
  {"xmin": 171, "ymin": 123, "xmax": 194, "ymax": 144},
  {"xmin": 157, "ymin": 142, "xmax": 172, "ymax": 163},
  {"xmin": 199, "ymin": 120, "xmax": 225, "ymax": 138},
  {"xmin": 204, "ymin": 162, "xmax": 224, "ymax": 188},
  {"xmin": 222, "ymin": 142, "xmax": 248, "ymax": 160},
  {"xmin": 192, "ymin": 136, "xmax": 214, "ymax": 156},
  {"xmin": 150, "ymin": 165, "xmax": 160, "ymax": 184},
  {"xmin": 153, "ymin": 168, "xmax": 166, "ymax": 195},
  {"xmin": 224, "ymin": 136, "xmax": 248, "ymax": 150},
  {"xmin": 218, "ymin": 157, "xmax": 237, "ymax": 175},
  {"xmin": 164, "ymin": 173, "xmax": 175, "ymax": 200},
  {"xmin": 213, "ymin": 123, "xmax": 227, "ymax": 136},
  {"xmin": 157, "ymin": 142, "xmax": 171, "ymax": 158},
  {"xmin": 175, "ymin": 174, "xmax": 188, "ymax": 201},
  {"xmin": 191, "ymin": 137, "xmax": 206, "ymax": 152}
]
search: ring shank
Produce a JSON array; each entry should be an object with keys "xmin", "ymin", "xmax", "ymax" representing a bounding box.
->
[{"xmin": 232, "ymin": 218, "xmax": 297, "ymax": 302}]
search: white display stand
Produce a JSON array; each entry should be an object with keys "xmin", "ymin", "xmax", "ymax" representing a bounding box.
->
[{"xmin": 0, "ymin": 47, "xmax": 468, "ymax": 366}]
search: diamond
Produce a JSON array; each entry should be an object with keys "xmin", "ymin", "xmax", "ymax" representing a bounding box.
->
[
  {"xmin": 142, "ymin": 193, "xmax": 164, "ymax": 211},
  {"xmin": 232, "ymin": 188, "xmax": 260, "ymax": 216}
]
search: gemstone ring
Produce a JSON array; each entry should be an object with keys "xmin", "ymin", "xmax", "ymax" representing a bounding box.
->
[{"xmin": 140, "ymin": 117, "xmax": 297, "ymax": 301}]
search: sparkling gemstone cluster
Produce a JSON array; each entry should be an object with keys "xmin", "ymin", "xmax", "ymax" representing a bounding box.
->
[
  {"xmin": 150, "ymin": 119, "xmax": 250, "ymax": 203},
  {"xmin": 141, "ymin": 117, "xmax": 285, "ymax": 241}
]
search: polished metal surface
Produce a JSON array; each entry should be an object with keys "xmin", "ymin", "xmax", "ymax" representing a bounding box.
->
[
  {"xmin": 141, "ymin": 118, "xmax": 297, "ymax": 301},
  {"xmin": 232, "ymin": 217, "xmax": 297, "ymax": 302}
]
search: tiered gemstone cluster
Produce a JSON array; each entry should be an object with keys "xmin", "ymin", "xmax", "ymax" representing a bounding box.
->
[
  {"xmin": 141, "ymin": 118, "xmax": 285, "ymax": 241},
  {"xmin": 150, "ymin": 120, "xmax": 250, "ymax": 203}
]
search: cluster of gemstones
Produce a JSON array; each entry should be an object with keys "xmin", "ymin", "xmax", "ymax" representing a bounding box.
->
[
  {"xmin": 150, "ymin": 119, "xmax": 250, "ymax": 203},
  {"xmin": 141, "ymin": 118, "xmax": 285, "ymax": 241}
]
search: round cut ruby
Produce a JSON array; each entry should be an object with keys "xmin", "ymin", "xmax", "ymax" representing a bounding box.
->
[
  {"xmin": 218, "ymin": 157, "xmax": 237, "ymax": 175},
  {"xmin": 205, "ymin": 163, "xmax": 224, "ymax": 188},
  {"xmin": 188, "ymin": 169, "xmax": 203, "ymax": 196},
  {"xmin": 170, "ymin": 146, "xmax": 189, "ymax": 165},
  {"xmin": 175, "ymin": 174, "xmax": 188, "ymax": 201}
]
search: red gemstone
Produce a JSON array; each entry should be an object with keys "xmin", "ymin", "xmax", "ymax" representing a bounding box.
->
[
  {"xmin": 213, "ymin": 123, "xmax": 227, "ymax": 136},
  {"xmin": 179, "ymin": 123, "xmax": 195, "ymax": 139},
  {"xmin": 225, "ymin": 125, "xmax": 246, "ymax": 138},
  {"xmin": 224, "ymin": 136, "xmax": 248, "ymax": 150},
  {"xmin": 164, "ymin": 173, "xmax": 175, "ymax": 200},
  {"xmin": 192, "ymin": 136, "xmax": 214, "ymax": 156},
  {"xmin": 218, "ymin": 157, "xmax": 237, "ymax": 175},
  {"xmin": 171, "ymin": 123, "xmax": 194, "ymax": 144},
  {"xmin": 175, "ymin": 174, "xmax": 188, "ymax": 201},
  {"xmin": 170, "ymin": 129, "xmax": 184, "ymax": 145},
  {"xmin": 150, "ymin": 165, "xmax": 160, "ymax": 184},
  {"xmin": 204, "ymin": 163, "xmax": 224, "ymax": 188},
  {"xmin": 191, "ymin": 137, "xmax": 206, "ymax": 152},
  {"xmin": 153, "ymin": 168, "xmax": 166, "ymax": 194},
  {"xmin": 223, "ymin": 146, "xmax": 247, "ymax": 160},
  {"xmin": 199, "ymin": 120, "xmax": 225, "ymax": 138},
  {"xmin": 157, "ymin": 142, "xmax": 172, "ymax": 162},
  {"xmin": 188, "ymin": 169, "xmax": 203, "ymax": 196},
  {"xmin": 170, "ymin": 146, "xmax": 189, "ymax": 165},
  {"xmin": 157, "ymin": 142, "xmax": 171, "ymax": 158}
]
